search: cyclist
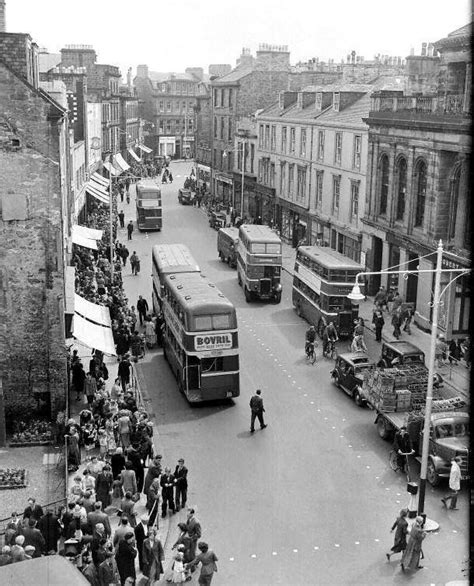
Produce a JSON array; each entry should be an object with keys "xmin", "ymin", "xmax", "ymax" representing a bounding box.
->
[
  {"xmin": 393, "ymin": 426, "xmax": 414, "ymax": 472},
  {"xmin": 322, "ymin": 321, "xmax": 338, "ymax": 356},
  {"xmin": 305, "ymin": 326, "xmax": 317, "ymax": 356}
]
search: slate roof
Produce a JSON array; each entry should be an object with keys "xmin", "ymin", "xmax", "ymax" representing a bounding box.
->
[
  {"xmin": 38, "ymin": 52, "xmax": 62, "ymax": 73},
  {"xmin": 211, "ymin": 66, "xmax": 254, "ymax": 84}
]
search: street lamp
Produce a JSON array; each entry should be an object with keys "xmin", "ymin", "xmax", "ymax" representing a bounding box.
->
[{"xmin": 347, "ymin": 240, "xmax": 469, "ymax": 519}]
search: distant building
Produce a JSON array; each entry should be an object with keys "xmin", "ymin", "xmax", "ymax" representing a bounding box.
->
[
  {"xmin": 210, "ymin": 44, "xmax": 343, "ymax": 206},
  {"xmin": 134, "ymin": 65, "xmax": 206, "ymax": 158},
  {"xmin": 362, "ymin": 23, "xmax": 471, "ymax": 338}
]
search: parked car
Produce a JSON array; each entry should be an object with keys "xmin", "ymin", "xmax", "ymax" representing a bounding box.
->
[
  {"xmin": 217, "ymin": 227, "xmax": 239, "ymax": 267},
  {"xmin": 209, "ymin": 210, "xmax": 227, "ymax": 230},
  {"xmin": 178, "ymin": 188, "xmax": 193, "ymax": 205},
  {"xmin": 331, "ymin": 352, "xmax": 374, "ymax": 406},
  {"xmin": 377, "ymin": 340, "xmax": 425, "ymax": 368}
]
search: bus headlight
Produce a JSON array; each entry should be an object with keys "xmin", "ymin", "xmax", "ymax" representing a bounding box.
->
[{"xmin": 274, "ymin": 283, "xmax": 282, "ymax": 292}]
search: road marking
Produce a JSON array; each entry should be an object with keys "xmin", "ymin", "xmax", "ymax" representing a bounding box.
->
[
  {"xmin": 293, "ymin": 549, "xmax": 298, "ymax": 553},
  {"xmin": 272, "ymin": 551, "xmax": 277, "ymax": 556},
  {"xmin": 335, "ymin": 544, "xmax": 340, "ymax": 548},
  {"xmin": 229, "ymin": 557, "xmax": 234, "ymax": 561},
  {"xmin": 314, "ymin": 546, "xmax": 319, "ymax": 550},
  {"xmin": 354, "ymin": 541, "xmax": 360, "ymax": 545},
  {"xmin": 251, "ymin": 553, "xmax": 257, "ymax": 558}
]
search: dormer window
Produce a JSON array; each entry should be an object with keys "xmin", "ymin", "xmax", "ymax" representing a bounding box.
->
[
  {"xmin": 315, "ymin": 93, "xmax": 322, "ymax": 111},
  {"xmin": 333, "ymin": 92, "xmax": 340, "ymax": 112}
]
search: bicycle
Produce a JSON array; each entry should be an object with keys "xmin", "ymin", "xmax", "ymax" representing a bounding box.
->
[
  {"xmin": 389, "ymin": 449, "xmax": 414, "ymax": 475},
  {"xmin": 323, "ymin": 339, "xmax": 337, "ymax": 360},
  {"xmin": 305, "ymin": 341, "xmax": 317, "ymax": 365}
]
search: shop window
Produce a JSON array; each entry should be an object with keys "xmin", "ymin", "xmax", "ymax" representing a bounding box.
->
[
  {"xmin": 353, "ymin": 135, "xmax": 361, "ymax": 169},
  {"xmin": 396, "ymin": 157, "xmax": 407, "ymax": 221},
  {"xmin": 379, "ymin": 154, "xmax": 389, "ymax": 215},
  {"xmin": 315, "ymin": 171, "xmax": 323, "ymax": 209},
  {"xmin": 414, "ymin": 160, "xmax": 427, "ymax": 227}
]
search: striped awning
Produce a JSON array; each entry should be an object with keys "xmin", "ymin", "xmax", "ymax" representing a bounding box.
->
[
  {"xmin": 85, "ymin": 178, "xmax": 110, "ymax": 204},
  {"xmin": 128, "ymin": 148, "xmax": 141, "ymax": 162},
  {"xmin": 91, "ymin": 172, "xmax": 110, "ymax": 188},
  {"xmin": 74, "ymin": 293, "xmax": 111, "ymax": 327},
  {"xmin": 137, "ymin": 143, "xmax": 152, "ymax": 154},
  {"xmin": 103, "ymin": 161, "xmax": 120, "ymax": 176},
  {"xmin": 114, "ymin": 153, "xmax": 130, "ymax": 172},
  {"xmin": 72, "ymin": 314, "xmax": 116, "ymax": 356}
]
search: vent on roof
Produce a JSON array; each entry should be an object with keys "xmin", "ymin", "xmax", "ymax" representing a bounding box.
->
[
  {"xmin": 185, "ymin": 295, "xmax": 191, "ymax": 300},
  {"xmin": 177, "ymin": 284, "xmax": 183, "ymax": 289},
  {"xmin": 315, "ymin": 93, "xmax": 322, "ymax": 111},
  {"xmin": 333, "ymin": 92, "xmax": 340, "ymax": 112}
]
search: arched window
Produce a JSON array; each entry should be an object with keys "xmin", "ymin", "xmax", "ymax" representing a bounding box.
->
[
  {"xmin": 396, "ymin": 157, "xmax": 407, "ymax": 221},
  {"xmin": 379, "ymin": 154, "xmax": 389, "ymax": 215},
  {"xmin": 414, "ymin": 160, "xmax": 427, "ymax": 227}
]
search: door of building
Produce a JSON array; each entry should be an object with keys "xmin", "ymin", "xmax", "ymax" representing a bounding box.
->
[
  {"xmin": 370, "ymin": 236, "xmax": 383, "ymax": 295},
  {"xmin": 406, "ymin": 253, "xmax": 419, "ymax": 307}
]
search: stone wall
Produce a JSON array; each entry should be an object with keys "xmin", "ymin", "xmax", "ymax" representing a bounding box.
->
[{"xmin": 0, "ymin": 62, "xmax": 68, "ymax": 419}]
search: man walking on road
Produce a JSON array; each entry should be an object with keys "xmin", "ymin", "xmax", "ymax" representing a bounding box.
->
[
  {"xmin": 441, "ymin": 456, "xmax": 462, "ymax": 510},
  {"xmin": 174, "ymin": 458, "xmax": 188, "ymax": 511},
  {"xmin": 250, "ymin": 389, "xmax": 267, "ymax": 433},
  {"xmin": 127, "ymin": 220, "xmax": 134, "ymax": 240},
  {"xmin": 136, "ymin": 295, "xmax": 149, "ymax": 326},
  {"xmin": 118, "ymin": 210, "xmax": 125, "ymax": 228}
]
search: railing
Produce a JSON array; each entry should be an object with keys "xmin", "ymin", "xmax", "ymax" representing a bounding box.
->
[{"xmin": 371, "ymin": 94, "xmax": 469, "ymax": 116}]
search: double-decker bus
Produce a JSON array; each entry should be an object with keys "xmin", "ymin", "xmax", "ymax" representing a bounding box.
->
[
  {"xmin": 151, "ymin": 244, "xmax": 200, "ymax": 313},
  {"xmin": 292, "ymin": 246, "xmax": 364, "ymax": 338},
  {"xmin": 236, "ymin": 225, "xmax": 282, "ymax": 303},
  {"xmin": 136, "ymin": 180, "xmax": 162, "ymax": 230},
  {"xmin": 161, "ymin": 272, "xmax": 239, "ymax": 402}
]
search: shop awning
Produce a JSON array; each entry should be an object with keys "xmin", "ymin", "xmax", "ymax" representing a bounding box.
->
[
  {"xmin": 65, "ymin": 266, "xmax": 76, "ymax": 314},
  {"xmin": 71, "ymin": 231, "xmax": 97, "ymax": 250},
  {"xmin": 114, "ymin": 153, "xmax": 130, "ymax": 172},
  {"xmin": 85, "ymin": 180, "xmax": 110, "ymax": 204},
  {"xmin": 91, "ymin": 172, "xmax": 110, "ymax": 188},
  {"xmin": 197, "ymin": 164, "xmax": 211, "ymax": 173},
  {"xmin": 128, "ymin": 148, "xmax": 141, "ymax": 162},
  {"xmin": 0, "ymin": 554, "xmax": 90, "ymax": 585},
  {"xmin": 137, "ymin": 143, "xmax": 152, "ymax": 154},
  {"xmin": 103, "ymin": 161, "xmax": 120, "ymax": 176},
  {"xmin": 74, "ymin": 293, "xmax": 111, "ymax": 327},
  {"xmin": 72, "ymin": 314, "xmax": 116, "ymax": 356},
  {"xmin": 72, "ymin": 225, "xmax": 103, "ymax": 241}
]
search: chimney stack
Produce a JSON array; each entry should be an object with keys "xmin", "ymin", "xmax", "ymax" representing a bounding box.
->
[
  {"xmin": 0, "ymin": 0, "xmax": 6, "ymax": 32},
  {"xmin": 421, "ymin": 42, "xmax": 427, "ymax": 56}
]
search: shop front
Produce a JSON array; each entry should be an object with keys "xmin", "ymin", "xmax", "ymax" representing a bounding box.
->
[
  {"xmin": 214, "ymin": 173, "xmax": 233, "ymax": 207},
  {"xmin": 254, "ymin": 183, "xmax": 275, "ymax": 226},
  {"xmin": 196, "ymin": 164, "xmax": 211, "ymax": 193},
  {"xmin": 276, "ymin": 200, "xmax": 310, "ymax": 247},
  {"xmin": 417, "ymin": 250, "xmax": 471, "ymax": 339},
  {"xmin": 233, "ymin": 173, "xmax": 257, "ymax": 218},
  {"xmin": 159, "ymin": 136, "xmax": 176, "ymax": 157}
]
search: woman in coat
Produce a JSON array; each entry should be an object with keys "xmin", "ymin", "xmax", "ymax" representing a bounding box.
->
[
  {"xmin": 147, "ymin": 478, "xmax": 161, "ymax": 529},
  {"xmin": 401, "ymin": 516, "xmax": 426, "ymax": 571},
  {"xmin": 142, "ymin": 528, "xmax": 164, "ymax": 584},
  {"xmin": 95, "ymin": 464, "xmax": 113, "ymax": 509},
  {"xmin": 118, "ymin": 463, "xmax": 137, "ymax": 496},
  {"xmin": 386, "ymin": 508, "xmax": 408, "ymax": 561},
  {"xmin": 120, "ymin": 492, "xmax": 137, "ymax": 528},
  {"xmin": 115, "ymin": 532, "xmax": 137, "ymax": 586},
  {"xmin": 186, "ymin": 541, "xmax": 218, "ymax": 585}
]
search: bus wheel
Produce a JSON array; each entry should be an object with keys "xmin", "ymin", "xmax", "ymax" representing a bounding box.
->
[
  {"xmin": 273, "ymin": 292, "xmax": 281, "ymax": 304},
  {"xmin": 244, "ymin": 287, "xmax": 251, "ymax": 303}
]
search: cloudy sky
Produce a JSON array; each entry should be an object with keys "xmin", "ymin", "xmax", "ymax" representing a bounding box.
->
[{"xmin": 7, "ymin": 0, "xmax": 472, "ymax": 76}]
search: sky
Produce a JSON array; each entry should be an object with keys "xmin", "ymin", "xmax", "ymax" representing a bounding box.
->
[{"xmin": 6, "ymin": 0, "xmax": 472, "ymax": 78}]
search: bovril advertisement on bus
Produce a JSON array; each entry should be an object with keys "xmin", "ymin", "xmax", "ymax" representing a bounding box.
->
[{"xmin": 194, "ymin": 332, "xmax": 233, "ymax": 351}]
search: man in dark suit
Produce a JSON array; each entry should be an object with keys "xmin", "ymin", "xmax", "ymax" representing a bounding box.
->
[
  {"xmin": 160, "ymin": 467, "xmax": 176, "ymax": 517},
  {"xmin": 142, "ymin": 528, "xmax": 164, "ymax": 583},
  {"xmin": 23, "ymin": 498, "xmax": 44, "ymax": 522},
  {"xmin": 174, "ymin": 458, "xmax": 188, "ymax": 511},
  {"xmin": 186, "ymin": 508, "xmax": 202, "ymax": 561},
  {"xmin": 21, "ymin": 519, "xmax": 45, "ymax": 558},
  {"xmin": 249, "ymin": 389, "xmax": 267, "ymax": 433},
  {"xmin": 134, "ymin": 515, "xmax": 149, "ymax": 572},
  {"xmin": 87, "ymin": 501, "xmax": 111, "ymax": 538}
]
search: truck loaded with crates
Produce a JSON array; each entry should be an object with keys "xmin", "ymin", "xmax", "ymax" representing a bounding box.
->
[{"xmin": 360, "ymin": 343, "xmax": 469, "ymax": 486}]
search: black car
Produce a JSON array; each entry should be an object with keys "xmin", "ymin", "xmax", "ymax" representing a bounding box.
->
[
  {"xmin": 178, "ymin": 188, "xmax": 193, "ymax": 205},
  {"xmin": 331, "ymin": 352, "xmax": 374, "ymax": 406},
  {"xmin": 377, "ymin": 340, "xmax": 425, "ymax": 368}
]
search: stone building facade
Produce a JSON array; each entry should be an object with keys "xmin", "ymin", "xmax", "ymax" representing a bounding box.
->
[
  {"xmin": 0, "ymin": 33, "xmax": 71, "ymax": 426},
  {"xmin": 362, "ymin": 23, "xmax": 471, "ymax": 338},
  {"xmin": 134, "ymin": 66, "xmax": 203, "ymax": 158},
  {"xmin": 210, "ymin": 45, "xmax": 344, "ymax": 205}
]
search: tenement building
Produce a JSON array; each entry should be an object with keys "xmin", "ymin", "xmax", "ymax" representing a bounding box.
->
[
  {"xmin": 0, "ymin": 32, "xmax": 71, "ymax": 432},
  {"xmin": 362, "ymin": 23, "xmax": 471, "ymax": 339},
  {"xmin": 134, "ymin": 66, "xmax": 204, "ymax": 158}
]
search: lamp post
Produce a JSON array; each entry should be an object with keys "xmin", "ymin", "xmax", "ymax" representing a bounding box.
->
[{"xmin": 347, "ymin": 240, "xmax": 469, "ymax": 520}]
